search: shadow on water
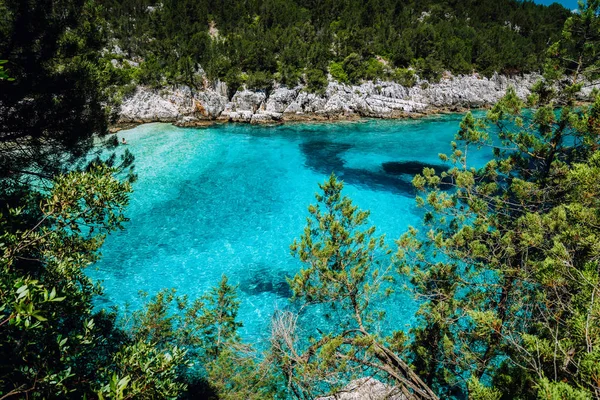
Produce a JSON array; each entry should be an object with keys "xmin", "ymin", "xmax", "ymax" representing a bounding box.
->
[{"xmin": 300, "ymin": 141, "xmax": 450, "ymax": 196}]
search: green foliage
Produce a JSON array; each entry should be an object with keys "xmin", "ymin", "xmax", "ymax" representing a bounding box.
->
[
  {"xmin": 97, "ymin": 341, "xmax": 188, "ymax": 399},
  {"xmin": 362, "ymin": 58, "xmax": 385, "ymax": 82},
  {"xmin": 0, "ymin": 60, "xmax": 12, "ymax": 81},
  {"xmin": 304, "ymin": 68, "xmax": 328, "ymax": 94},
  {"xmin": 331, "ymin": 55, "xmax": 391, "ymax": 85},
  {"xmin": 102, "ymin": 0, "xmax": 572, "ymax": 88},
  {"xmin": 206, "ymin": 347, "xmax": 283, "ymax": 400},
  {"xmin": 401, "ymin": 3, "xmax": 600, "ymax": 398},
  {"xmin": 288, "ymin": 174, "xmax": 390, "ymax": 309},
  {"xmin": 413, "ymin": 56, "xmax": 444, "ymax": 83},
  {"xmin": 245, "ymin": 70, "xmax": 274, "ymax": 93},
  {"xmin": 536, "ymin": 377, "xmax": 594, "ymax": 400},
  {"xmin": 0, "ymin": 166, "xmax": 133, "ymax": 398},
  {"xmin": 273, "ymin": 174, "xmax": 436, "ymax": 399},
  {"xmin": 222, "ymin": 67, "xmax": 244, "ymax": 99},
  {"xmin": 0, "ymin": 0, "xmax": 112, "ymax": 181},
  {"xmin": 120, "ymin": 276, "xmax": 280, "ymax": 399},
  {"xmin": 392, "ymin": 68, "xmax": 417, "ymax": 88},
  {"xmin": 329, "ymin": 61, "xmax": 348, "ymax": 84},
  {"xmin": 468, "ymin": 377, "xmax": 502, "ymax": 400},
  {"xmin": 542, "ymin": 0, "xmax": 600, "ymax": 102},
  {"xmin": 192, "ymin": 275, "xmax": 242, "ymax": 360},
  {"xmin": 277, "ymin": 62, "xmax": 302, "ymax": 88},
  {"xmin": 341, "ymin": 53, "xmax": 364, "ymax": 84}
]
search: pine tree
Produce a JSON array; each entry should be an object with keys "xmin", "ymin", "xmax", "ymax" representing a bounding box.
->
[
  {"xmin": 0, "ymin": 0, "xmax": 112, "ymax": 187},
  {"xmin": 402, "ymin": 1, "xmax": 600, "ymax": 397},
  {"xmin": 273, "ymin": 174, "xmax": 438, "ymax": 399}
]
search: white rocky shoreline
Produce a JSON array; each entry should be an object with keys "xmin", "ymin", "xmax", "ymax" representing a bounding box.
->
[{"xmin": 115, "ymin": 72, "xmax": 595, "ymax": 129}]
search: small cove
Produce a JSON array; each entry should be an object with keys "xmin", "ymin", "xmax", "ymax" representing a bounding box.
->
[{"xmin": 90, "ymin": 114, "xmax": 493, "ymax": 342}]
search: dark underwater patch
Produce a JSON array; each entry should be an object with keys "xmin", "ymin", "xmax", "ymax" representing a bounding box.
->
[
  {"xmin": 299, "ymin": 140, "xmax": 451, "ymax": 196},
  {"xmin": 239, "ymin": 267, "xmax": 293, "ymax": 298},
  {"xmin": 299, "ymin": 141, "xmax": 349, "ymax": 172},
  {"xmin": 381, "ymin": 161, "xmax": 448, "ymax": 176}
]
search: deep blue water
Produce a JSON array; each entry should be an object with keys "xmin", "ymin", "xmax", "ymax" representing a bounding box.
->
[{"xmin": 90, "ymin": 115, "xmax": 492, "ymax": 342}]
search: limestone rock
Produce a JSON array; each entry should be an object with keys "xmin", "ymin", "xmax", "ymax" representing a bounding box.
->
[
  {"xmin": 194, "ymin": 91, "xmax": 227, "ymax": 119},
  {"xmin": 316, "ymin": 378, "xmax": 406, "ymax": 400},
  {"xmin": 293, "ymin": 92, "xmax": 328, "ymax": 114},
  {"xmin": 578, "ymin": 81, "xmax": 600, "ymax": 100},
  {"xmin": 118, "ymin": 73, "xmax": 546, "ymax": 125},
  {"xmin": 250, "ymin": 112, "xmax": 281, "ymax": 124},
  {"xmin": 231, "ymin": 89, "xmax": 266, "ymax": 112},
  {"xmin": 266, "ymin": 86, "xmax": 301, "ymax": 113},
  {"xmin": 223, "ymin": 110, "xmax": 254, "ymax": 123},
  {"xmin": 323, "ymin": 93, "xmax": 355, "ymax": 115},
  {"xmin": 119, "ymin": 87, "xmax": 188, "ymax": 122}
]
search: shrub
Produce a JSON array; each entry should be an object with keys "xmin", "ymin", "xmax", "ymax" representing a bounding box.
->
[
  {"xmin": 342, "ymin": 53, "xmax": 363, "ymax": 84},
  {"xmin": 277, "ymin": 63, "xmax": 302, "ymax": 87},
  {"xmin": 329, "ymin": 61, "xmax": 349, "ymax": 84},
  {"xmin": 362, "ymin": 58, "xmax": 385, "ymax": 81},
  {"xmin": 304, "ymin": 68, "xmax": 328, "ymax": 94},
  {"xmin": 413, "ymin": 56, "xmax": 443, "ymax": 83},
  {"xmin": 222, "ymin": 68, "xmax": 243, "ymax": 98},
  {"xmin": 392, "ymin": 68, "xmax": 417, "ymax": 87},
  {"xmin": 245, "ymin": 70, "xmax": 273, "ymax": 93}
]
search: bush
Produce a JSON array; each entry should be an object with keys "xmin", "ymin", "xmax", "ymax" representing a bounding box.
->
[
  {"xmin": 342, "ymin": 53, "xmax": 363, "ymax": 84},
  {"xmin": 138, "ymin": 56, "xmax": 166, "ymax": 88},
  {"xmin": 362, "ymin": 58, "xmax": 385, "ymax": 81},
  {"xmin": 245, "ymin": 70, "xmax": 273, "ymax": 93},
  {"xmin": 451, "ymin": 54, "xmax": 472, "ymax": 75},
  {"xmin": 412, "ymin": 56, "xmax": 444, "ymax": 83},
  {"xmin": 329, "ymin": 61, "xmax": 349, "ymax": 84},
  {"xmin": 304, "ymin": 68, "xmax": 328, "ymax": 94},
  {"xmin": 222, "ymin": 68, "xmax": 243, "ymax": 98},
  {"xmin": 392, "ymin": 68, "xmax": 417, "ymax": 87},
  {"xmin": 337, "ymin": 55, "xmax": 386, "ymax": 84},
  {"xmin": 277, "ymin": 63, "xmax": 302, "ymax": 87}
]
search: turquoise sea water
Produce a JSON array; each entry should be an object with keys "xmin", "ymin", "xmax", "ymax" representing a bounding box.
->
[{"xmin": 90, "ymin": 114, "xmax": 492, "ymax": 342}]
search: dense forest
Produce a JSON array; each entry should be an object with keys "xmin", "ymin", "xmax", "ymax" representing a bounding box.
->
[
  {"xmin": 1, "ymin": 0, "xmax": 600, "ymax": 399},
  {"xmin": 100, "ymin": 0, "xmax": 572, "ymax": 92}
]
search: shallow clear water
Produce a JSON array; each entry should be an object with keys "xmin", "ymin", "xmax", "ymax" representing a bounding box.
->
[{"xmin": 90, "ymin": 114, "xmax": 492, "ymax": 342}]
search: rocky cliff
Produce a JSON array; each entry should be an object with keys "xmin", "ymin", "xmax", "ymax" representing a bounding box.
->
[{"xmin": 117, "ymin": 73, "xmax": 544, "ymax": 126}]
